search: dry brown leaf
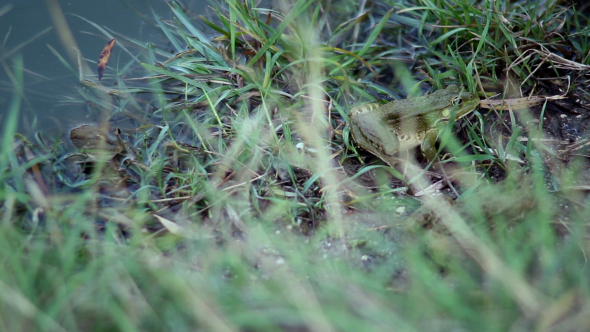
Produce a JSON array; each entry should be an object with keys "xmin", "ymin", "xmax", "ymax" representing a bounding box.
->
[
  {"xmin": 97, "ymin": 38, "xmax": 116, "ymax": 80},
  {"xmin": 480, "ymin": 95, "xmax": 566, "ymax": 110}
]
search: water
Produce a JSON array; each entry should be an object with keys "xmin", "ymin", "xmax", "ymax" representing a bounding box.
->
[{"xmin": 0, "ymin": 0, "xmax": 207, "ymax": 135}]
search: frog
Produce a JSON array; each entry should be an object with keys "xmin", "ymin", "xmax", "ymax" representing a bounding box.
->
[
  {"xmin": 69, "ymin": 124, "xmax": 124, "ymax": 161},
  {"xmin": 349, "ymin": 85, "xmax": 479, "ymax": 166}
]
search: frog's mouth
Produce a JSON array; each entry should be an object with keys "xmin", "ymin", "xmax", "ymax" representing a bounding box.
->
[
  {"xmin": 80, "ymin": 146, "xmax": 122, "ymax": 154},
  {"xmin": 78, "ymin": 144, "xmax": 124, "ymax": 161}
]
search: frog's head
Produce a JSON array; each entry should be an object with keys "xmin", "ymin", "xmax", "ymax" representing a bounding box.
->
[
  {"xmin": 434, "ymin": 85, "xmax": 479, "ymax": 124},
  {"xmin": 69, "ymin": 124, "xmax": 123, "ymax": 161}
]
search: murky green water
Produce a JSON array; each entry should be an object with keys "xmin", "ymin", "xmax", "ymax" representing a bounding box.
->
[{"xmin": 0, "ymin": 0, "xmax": 207, "ymax": 135}]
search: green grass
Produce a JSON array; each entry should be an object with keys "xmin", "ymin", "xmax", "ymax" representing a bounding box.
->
[{"xmin": 2, "ymin": 0, "xmax": 590, "ymax": 331}]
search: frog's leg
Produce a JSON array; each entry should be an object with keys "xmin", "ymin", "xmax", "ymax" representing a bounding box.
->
[
  {"xmin": 421, "ymin": 129, "xmax": 439, "ymax": 162},
  {"xmin": 350, "ymin": 110, "xmax": 400, "ymax": 159}
]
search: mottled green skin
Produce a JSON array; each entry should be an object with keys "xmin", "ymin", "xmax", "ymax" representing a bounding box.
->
[
  {"xmin": 349, "ymin": 85, "xmax": 479, "ymax": 164},
  {"xmin": 69, "ymin": 125, "xmax": 123, "ymax": 161}
]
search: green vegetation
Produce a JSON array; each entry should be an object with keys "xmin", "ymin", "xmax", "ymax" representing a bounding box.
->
[{"xmin": 2, "ymin": 0, "xmax": 590, "ymax": 331}]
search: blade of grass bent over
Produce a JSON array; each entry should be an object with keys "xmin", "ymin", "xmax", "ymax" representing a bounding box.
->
[{"xmin": 247, "ymin": 0, "xmax": 315, "ymax": 66}]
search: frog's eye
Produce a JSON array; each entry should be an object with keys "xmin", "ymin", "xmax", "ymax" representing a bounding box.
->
[{"xmin": 452, "ymin": 96, "xmax": 463, "ymax": 106}]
